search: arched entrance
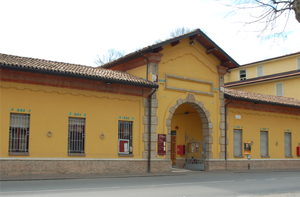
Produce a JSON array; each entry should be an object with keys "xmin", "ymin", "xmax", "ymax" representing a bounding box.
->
[{"xmin": 166, "ymin": 94, "xmax": 212, "ymax": 170}]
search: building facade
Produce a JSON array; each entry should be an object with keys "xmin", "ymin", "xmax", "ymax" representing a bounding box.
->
[
  {"xmin": 1, "ymin": 30, "xmax": 300, "ymax": 177},
  {"xmin": 223, "ymin": 52, "xmax": 300, "ymax": 170}
]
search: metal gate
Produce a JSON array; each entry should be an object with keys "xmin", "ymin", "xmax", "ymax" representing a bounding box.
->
[{"xmin": 185, "ymin": 132, "xmax": 205, "ymax": 170}]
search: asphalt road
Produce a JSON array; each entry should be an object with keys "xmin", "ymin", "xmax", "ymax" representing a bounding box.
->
[{"xmin": 1, "ymin": 170, "xmax": 300, "ymax": 197}]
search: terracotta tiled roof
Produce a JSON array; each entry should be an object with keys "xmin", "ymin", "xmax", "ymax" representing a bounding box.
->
[
  {"xmin": 0, "ymin": 53, "xmax": 157, "ymax": 87},
  {"xmin": 224, "ymin": 88, "xmax": 300, "ymax": 107},
  {"xmin": 102, "ymin": 28, "xmax": 239, "ymax": 69}
]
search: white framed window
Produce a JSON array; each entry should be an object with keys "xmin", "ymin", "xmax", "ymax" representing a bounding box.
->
[
  {"xmin": 234, "ymin": 129, "xmax": 242, "ymax": 156},
  {"xmin": 284, "ymin": 132, "xmax": 292, "ymax": 157},
  {"xmin": 118, "ymin": 121, "xmax": 133, "ymax": 154},
  {"xmin": 68, "ymin": 117, "xmax": 85, "ymax": 154},
  {"xmin": 239, "ymin": 70, "xmax": 247, "ymax": 80},
  {"xmin": 297, "ymin": 57, "xmax": 300, "ymax": 69},
  {"xmin": 9, "ymin": 113, "xmax": 30, "ymax": 154},
  {"xmin": 257, "ymin": 65, "xmax": 263, "ymax": 77},
  {"xmin": 260, "ymin": 131, "xmax": 268, "ymax": 157},
  {"xmin": 275, "ymin": 82, "xmax": 284, "ymax": 96}
]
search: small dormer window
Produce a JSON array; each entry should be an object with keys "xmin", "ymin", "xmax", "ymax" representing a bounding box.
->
[
  {"xmin": 239, "ymin": 70, "xmax": 246, "ymax": 80},
  {"xmin": 275, "ymin": 82, "xmax": 284, "ymax": 96},
  {"xmin": 257, "ymin": 65, "xmax": 263, "ymax": 77}
]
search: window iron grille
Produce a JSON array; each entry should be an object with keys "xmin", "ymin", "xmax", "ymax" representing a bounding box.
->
[
  {"xmin": 118, "ymin": 121, "xmax": 133, "ymax": 154},
  {"xmin": 68, "ymin": 117, "xmax": 85, "ymax": 154},
  {"xmin": 9, "ymin": 113, "xmax": 30, "ymax": 153}
]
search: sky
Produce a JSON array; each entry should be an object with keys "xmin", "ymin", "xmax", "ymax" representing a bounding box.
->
[{"xmin": 0, "ymin": 0, "xmax": 299, "ymax": 67}]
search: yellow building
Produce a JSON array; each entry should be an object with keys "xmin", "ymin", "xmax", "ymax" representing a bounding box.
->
[
  {"xmin": 223, "ymin": 52, "xmax": 300, "ymax": 169},
  {"xmin": 225, "ymin": 52, "xmax": 300, "ymax": 99},
  {"xmin": 1, "ymin": 29, "xmax": 300, "ymax": 177},
  {"xmin": 224, "ymin": 88, "xmax": 300, "ymax": 169}
]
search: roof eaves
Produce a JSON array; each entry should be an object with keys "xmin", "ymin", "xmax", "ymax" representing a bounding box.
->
[
  {"xmin": 225, "ymin": 69, "xmax": 300, "ymax": 87},
  {"xmin": 238, "ymin": 51, "xmax": 300, "ymax": 68},
  {"xmin": 149, "ymin": 29, "xmax": 201, "ymax": 49},
  {"xmin": 0, "ymin": 64, "xmax": 159, "ymax": 89},
  {"xmin": 225, "ymin": 93, "xmax": 300, "ymax": 109},
  {"xmin": 102, "ymin": 28, "xmax": 239, "ymax": 69},
  {"xmin": 195, "ymin": 30, "xmax": 240, "ymax": 68},
  {"xmin": 101, "ymin": 30, "xmax": 202, "ymax": 69}
]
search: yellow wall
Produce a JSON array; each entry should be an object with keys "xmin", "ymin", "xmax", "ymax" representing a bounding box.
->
[
  {"xmin": 128, "ymin": 38, "xmax": 222, "ymax": 159},
  {"xmin": 225, "ymin": 54, "xmax": 300, "ymax": 82},
  {"xmin": 229, "ymin": 77, "xmax": 300, "ymax": 100},
  {"xmin": 0, "ymin": 81, "xmax": 144, "ymax": 158},
  {"xmin": 227, "ymin": 108, "xmax": 300, "ymax": 159}
]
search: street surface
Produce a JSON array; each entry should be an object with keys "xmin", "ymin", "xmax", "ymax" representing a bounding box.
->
[{"xmin": 1, "ymin": 170, "xmax": 300, "ymax": 197}]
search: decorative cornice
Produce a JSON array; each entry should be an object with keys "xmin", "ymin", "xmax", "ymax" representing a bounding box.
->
[
  {"xmin": 1, "ymin": 83, "xmax": 142, "ymax": 102},
  {"xmin": 217, "ymin": 66, "xmax": 228, "ymax": 76},
  {"xmin": 228, "ymin": 108, "xmax": 300, "ymax": 119},
  {"xmin": 160, "ymin": 53, "xmax": 218, "ymax": 74},
  {"xmin": 165, "ymin": 74, "xmax": 214, "ymax": 96}
]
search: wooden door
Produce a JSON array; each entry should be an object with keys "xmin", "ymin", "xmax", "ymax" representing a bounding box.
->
[{"xmin": 171, "ymin": 136, "xmax": 176, "ymax": 165}]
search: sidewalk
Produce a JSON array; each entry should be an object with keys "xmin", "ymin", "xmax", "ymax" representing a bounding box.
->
[{"xmin": 1, "ymin": 168, "xmax": 299, "ymax": 181}]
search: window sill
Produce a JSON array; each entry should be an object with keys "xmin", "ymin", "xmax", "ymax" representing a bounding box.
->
[
  {"xmin": 68, "ymin": 153, "xmax": 86, "ymax": 157},
  {"xmin": 9, "ymin": 152, "xmax": 29, "ymax": 156},
  {"xmin": 261, "ymin": 155, "xmax": 270, "ymax": 158},
  {"xmin": 285, "ymin": 155, "xmax": 293, "ymax": 158},
  {"xmin": 234, "ymin": 155, "xmax": 244, "ymax": 158},
  {"xmin": 118, "ymin": 154, "xmax": 134, "ymax": 157}
]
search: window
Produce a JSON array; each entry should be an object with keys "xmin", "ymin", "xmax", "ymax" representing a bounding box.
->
[
  {"xmin": 275, "ymin": 82, "xmax": 284, "ymax": 96},
  {"xmin": 118, "ymin": 121, "xmax": 133, "ymax": 154},
  {"xmin": 260, "ymin": 131, "xmax": 268, "ymax": 157},
  {"xmin": 239, "ymin": 70, "xmax": 247, "ymax": 80},
  {"xmin": 284, "ymin": 133, "xmax": 292, "ymax": 157},
  {"xmin": 9, "ymin": 113, "xmax": 30, "ymax": 154},
  {"xmin": 257, "ymin": 65, "xmax": 263, "ymax": 77},
  {"xmin": 68, "ymin": 117, "xmax": 85, "ymax": 154},
  {"xmin": 233, "ymin": 129, "xmax": 242, "ymax": 156},
  {"xmin": 298, "ymin": 58, "xmax": 300, "ymax": 69}
]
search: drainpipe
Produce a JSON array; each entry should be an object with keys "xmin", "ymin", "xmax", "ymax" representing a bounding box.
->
[
  {"xmin": 225, "ymin": 99, "xmax": 232, "ymax": 170},
  {"xmin": 141, "ymin": 53, "xmax": 154, "ymax": 173}
]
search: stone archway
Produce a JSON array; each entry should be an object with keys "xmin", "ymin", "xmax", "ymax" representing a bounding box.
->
[{"xmin": 166, "ymin": 94, "xmax": 213, "ymax": 164}]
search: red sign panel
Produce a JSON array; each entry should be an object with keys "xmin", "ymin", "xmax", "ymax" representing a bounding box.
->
[
  {"xmin": 157, "ymin": 134, "xmax": 166, "ymax": 155},
  {"xmin": 119, "ymin": 140, "xmax": 129, "ymax": 154},
  {"xmin": 177, "ymin": 145, "xmax": 185, "ymax": 155}
]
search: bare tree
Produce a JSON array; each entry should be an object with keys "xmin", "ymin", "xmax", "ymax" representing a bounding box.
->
[
  {"xmin": 169, "ymin": 27, "xmax": 191, "ymax": 38},
  {"xmin": 154, "ymin": 39, "xmax": 162, "ymax": 44},
  {"xmin": 226, "ymin": 0, "xmax": 300, "ymax": 39},
  {"xmin": 95, "ymin": 49, "xmax": 125, "ymax": 66}
]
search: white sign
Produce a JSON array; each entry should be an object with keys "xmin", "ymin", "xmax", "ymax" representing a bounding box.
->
[{"xmin": 235, "ymin": 115, "xmax": 241, "ymax": 119}]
